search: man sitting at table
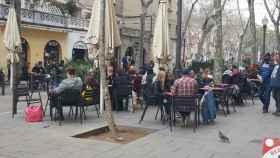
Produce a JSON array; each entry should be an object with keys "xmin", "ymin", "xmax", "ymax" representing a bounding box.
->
[
  {"xmin": 171, "ymin": 68, "xmax": 198, "ymax": 126},
  {"xmin": 51, "ymin": 67, "xmax": 83, "ymax": 120}
]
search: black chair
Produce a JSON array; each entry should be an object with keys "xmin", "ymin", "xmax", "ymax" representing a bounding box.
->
[
  {"xmin": 172, "ymin": 95, "xmax": 199, "ymax": 132},
  {"xmin": 52, "ymin": 89, "xmax": 84, "ymax": 125},
  {"xmin": 81, "ymin": 88, "xmax": 100, "ymax": 118},
  {"xmin": 112, "ymin": 84, "xmax": 132, "ymax": 111},
  {"xmin": 138, "ymin": 93, "xmax": 157, "ymax": 124},
  {"xmin": 13, "ymin": 82, "xmax": 42, "ymax": 117},
  {"xmin": 28, "ymin": 79, "xmax": 43, "ymax": 109}
]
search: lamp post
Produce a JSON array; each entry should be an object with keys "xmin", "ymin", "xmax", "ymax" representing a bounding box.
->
[
  {"xmin": 174, "ymin": 0, "xmax": 182, "ymax": 77},
  {"xmin": 262, "ymin": 16, "xmax": 269, "ymax": 58}
]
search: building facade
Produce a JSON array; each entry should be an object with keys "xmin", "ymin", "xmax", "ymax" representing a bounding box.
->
[{"xmin": 0, "ymin": 1, "xmax": 88, "ymax": 73}]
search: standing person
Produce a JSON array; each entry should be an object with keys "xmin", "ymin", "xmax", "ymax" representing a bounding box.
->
[
  {"xmin": 122, "ymin": 56, "xmax": 128, "ymax": 72},
  {"xmin": 258, "ymin": 53, "xmax": 274, "ymax": 113},
  {"xmin": 270, "ymin": 53, "xmax": 280, "ymax": 116},
  {"xmin": 171, "ymin": 68, "xmax": 199, "ymax": 125}
]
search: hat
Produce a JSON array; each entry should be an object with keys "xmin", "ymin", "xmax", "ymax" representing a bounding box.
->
[{"xmin": 181, "ymin": 68, "xmax": 190, "ymax": 75}]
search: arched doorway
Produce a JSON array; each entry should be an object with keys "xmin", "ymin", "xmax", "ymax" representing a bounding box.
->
[
  {"xmin": 44, "ymin": 40, "xmax": 61, "ymax": 66},
  {"xmin": 19, "ymin": 38, "xmax": 30, "ymax": 80},
  {"xmin": 72, "ymin": 41, "xmax": 88, "ymax": 60}
]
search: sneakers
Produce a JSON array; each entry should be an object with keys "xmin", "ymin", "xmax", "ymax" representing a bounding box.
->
[
  {"xmin": 262, "ymin": 109, "xmax": 269, "ymax": 113},
  {"xmin": 272, "ymin": 111, "xmax": 280, "ymax": 116}
]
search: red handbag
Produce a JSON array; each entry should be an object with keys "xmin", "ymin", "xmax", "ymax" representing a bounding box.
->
[{"xmin": 24, "ymin": 104, "xmax": 43, "ymax": 122}]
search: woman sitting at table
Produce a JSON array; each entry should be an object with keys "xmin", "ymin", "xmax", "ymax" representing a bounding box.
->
[
  {"xmin": 198, "ymin": 68, "xmax": 213, "ymax": 87},
  {"xmin": 50, "ymin": 67, "xmax": 83, "ymax": 120},
  {"xmin": 153, "ymin": 68, "xmax": 166, "ymax": 106}
]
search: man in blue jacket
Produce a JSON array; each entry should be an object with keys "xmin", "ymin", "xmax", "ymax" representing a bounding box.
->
[
  {"xmin": 271, "ymin": 53, "xmax": 280, "ymax": 116},
  {"xmin": 258, "ymin": 53, "xmax": 274, "ymax": 113}
]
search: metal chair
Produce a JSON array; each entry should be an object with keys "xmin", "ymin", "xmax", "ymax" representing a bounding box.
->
[
  {"xmin": 172, "ymin": 95, "xmax": 199, "ymax": 132},
  {"xmin": 81, "ymin": 88, "xmax": 100, "ymax": 118},
  {"xmin": 53, "ymin": 89, "xmax": 83, "ymax": 125}
]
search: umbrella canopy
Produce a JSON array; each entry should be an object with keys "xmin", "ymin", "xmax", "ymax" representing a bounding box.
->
[
  {"xmin": 3, "ymin": 7, "xmax": 21, "ymax": 64},
  {"xmin": 104, "ymin": 0, "xmax": 121, "ymax": 55},
  {"xmin": 3, "ymin": 7, "xmax": 21, "ymax": 89},
  {"xmin": 86, "ymin": 0, "xmax": 102, "ymax": 46},
  {"xmin": 151, "ymin": 0, "xmax": 170, "ymax": 66}
]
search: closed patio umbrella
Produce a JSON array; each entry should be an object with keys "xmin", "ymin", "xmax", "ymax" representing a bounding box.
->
[
  {"xmin": 86, "ymin": 0, "xmax": 121, "ymax": 114},
  {"xmin": 104, "ymin": 0, "xmax": 121, "ymax": 55},
  {"xmin": 151, "ymin": 0, "xmax": 170, "ymax": 72},
  {"xmin": 3, "ymin": 7, "xmax": 21, "ymax": 89}
]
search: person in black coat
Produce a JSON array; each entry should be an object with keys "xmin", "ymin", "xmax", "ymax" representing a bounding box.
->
[{"xmin": 112, "ymin": 70, "xmax": 130, "ymax": 111}]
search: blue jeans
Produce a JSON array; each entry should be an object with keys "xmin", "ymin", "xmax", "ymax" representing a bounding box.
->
[
  {"xmin": 259, "ymin": 83, "xmax": 271, "ymax": 110},
  {"xmin": 201, "ymin": 91, "xmax": 217, "ymax": 122}
]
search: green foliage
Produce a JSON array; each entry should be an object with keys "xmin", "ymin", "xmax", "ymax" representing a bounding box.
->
[{"xmin": 65, "ymin": 58, "xmax": 91, "ymax": 80}]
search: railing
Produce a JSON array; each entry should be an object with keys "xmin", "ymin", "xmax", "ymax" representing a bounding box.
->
[{"xmin": 0, "ymin": 4, "xmax": 89, "ymax": 30}]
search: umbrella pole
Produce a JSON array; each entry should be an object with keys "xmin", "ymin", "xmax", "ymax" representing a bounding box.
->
[{"xmin": 12, "ymin": 62, "xmax": 17, "ymax": 117}]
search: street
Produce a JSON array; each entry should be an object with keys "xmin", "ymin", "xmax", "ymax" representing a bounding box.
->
[{"xmin": 0, "ymin": 90, "xmax": 279, "ymax": 158}]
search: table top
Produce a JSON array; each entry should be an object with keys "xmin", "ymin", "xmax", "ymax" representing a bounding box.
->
[
  {"xmin": 164, "ymin": 92, "xmax": 173, "ymax": 96},
  {"xmin": 200, "ymin": 86, "xmax": 225, "ymax": 91}
]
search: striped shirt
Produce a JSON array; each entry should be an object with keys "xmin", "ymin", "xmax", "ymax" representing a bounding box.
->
[{"xmin": 171, "ymin": 76, "xmax": 198, "ymax": 96}]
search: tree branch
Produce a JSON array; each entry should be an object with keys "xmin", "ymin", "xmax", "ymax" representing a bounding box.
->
[
  {"xmin": 237, "ymin": 0, "xmax": 245, "ymax": 31},
  {"xmin": 145, "ymin": 0, "xmax": 153, "ymax": 7},
  {"xmin": 182, "ymin": 0, "xmax": 199, "ymax": 37},
  {"xmin": 264, "ymin": 0, "xmax": 277, "ymax": 24}
]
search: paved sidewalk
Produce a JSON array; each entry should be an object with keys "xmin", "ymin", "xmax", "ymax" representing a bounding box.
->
[{"xmin": 0, "ymin": 93, "xmax": 279, "ymax": 158}]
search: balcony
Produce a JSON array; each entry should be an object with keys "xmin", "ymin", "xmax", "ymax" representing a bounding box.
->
[{"xmin": 0, "ymin": 4, "xmax": 89, "ymax": 31}]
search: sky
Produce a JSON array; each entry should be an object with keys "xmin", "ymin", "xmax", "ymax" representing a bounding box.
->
[{"xmin": 227, "ymin": 0, "xmax": 274, "ymax": 27}]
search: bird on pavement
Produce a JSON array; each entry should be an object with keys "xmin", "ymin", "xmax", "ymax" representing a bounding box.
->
[{"xmin": 219, "ymin": 130, "xmax": 230, "ymax": 143}]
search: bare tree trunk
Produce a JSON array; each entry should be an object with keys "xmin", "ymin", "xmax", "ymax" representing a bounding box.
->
[
  {"xmin": 99, "ymin": 0, "xmax": 118, "ymax": 139},
  {"xmin": 139, "ymin": 10, "xmax": 146, "ymax": 66},
  {"xmin": 139, "ymin": 0, "xmax": 153, "ymax": 67},
  {"xmin": 248, "ymin": 0, "xmax": 257, "ymax": 64},
  {"xmin": 182, "ymin": 0, "xmax": 199, "ymax": 37},
  {"xmin": 213, "ymin": 0, "xmax": 223, "ymax": 82},
  {"xmin": 197, "ymin": 23, "xmax": 214, "ymax": 58},
  {"xmin": 264, "ymin": 0, "xmax": 280, "ymax": 52},
  {"xmin": 196, "ymin": 0, "xmax": 227, "ymax": 60},
  {"xmin": 276, "ymin": 26, "xmax": 280, "ymax": 52},
  {"xmin": 99, "ymin": 43, "xmax": 118, "ymax": 138},
  {"xmin": 237, "ymin": 20, "xmax": 249, "ymax": 65}
]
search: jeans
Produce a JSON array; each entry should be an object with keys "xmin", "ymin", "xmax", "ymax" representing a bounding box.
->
[
  {"xmin": 272, "ymin": 88, "xmax": 280, "ymax": 112},
  {"xmin": 201, "ymin": 91, "xmax": 217, "ymax": 123},
  {"xmin": 259, "ymin": 83, "xmax": 271, "ymax": 110}
]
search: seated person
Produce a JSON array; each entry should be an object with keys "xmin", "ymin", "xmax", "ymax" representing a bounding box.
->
[
  {"xmin": 198, "ymin": 68, "xmax": 213, "ymax": 87},
  {"xmin": 50, "ymin": 67, "xmax": 83, "ymax": 120},
  {"xmin": 171, "ymin": 68, "xmax": 198, "ymax": 126},
  {"xmin": 31, "ymin": 61, "xmax": 46, "ymax": 89},
  {"xmin": 222, "ymin": 69, "xmax": 233, "ymax": 84},
  {"xmin": 32, "ymin": 61, "xmax": 45, "ymax": 75}
]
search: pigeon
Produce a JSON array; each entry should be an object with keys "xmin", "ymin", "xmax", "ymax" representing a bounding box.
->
[
  {"xmin": 43, "ymin": 125, "xmax": 50, "ymax": 128},
  {"xmin": 218, "ymin": 130, "xmax": 230, "ymax": 143}
]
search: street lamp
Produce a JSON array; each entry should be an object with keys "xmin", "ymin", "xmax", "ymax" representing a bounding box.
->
[{"xmin": 262, "ymin": 16, "xmax": 269, "ymax": 58}]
